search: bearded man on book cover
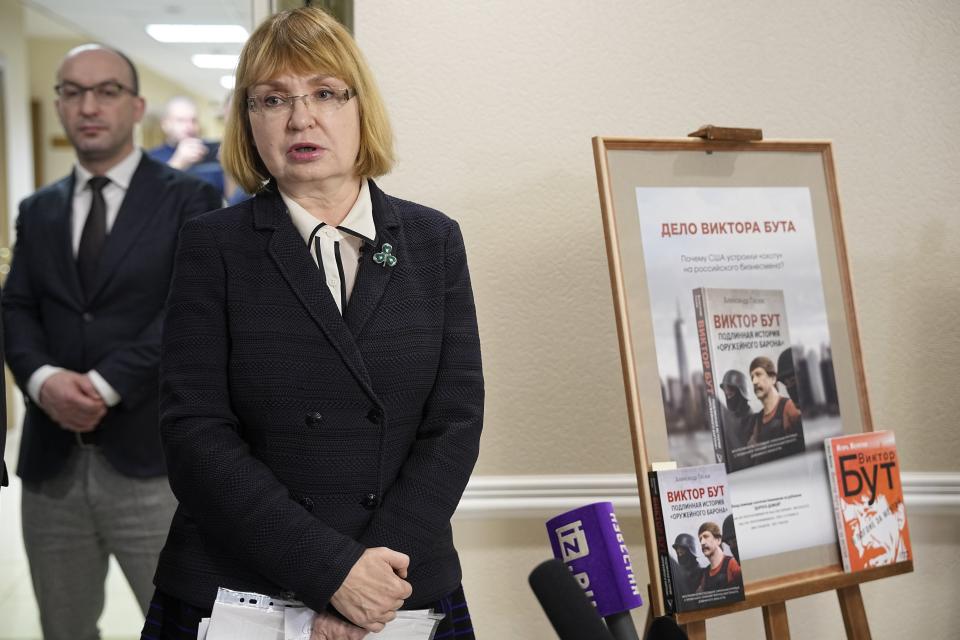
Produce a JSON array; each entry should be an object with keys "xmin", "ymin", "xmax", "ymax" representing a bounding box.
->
[{"xmin": 746, "ymin": 356, "xmax": 804, "ymax": 455}]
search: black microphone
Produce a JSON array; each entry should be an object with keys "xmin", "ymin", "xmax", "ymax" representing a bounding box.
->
[
  {"xmin": 529, "ymin": 559, "xmax": 615, "ymax": 640},
  {"xmin": 645, "ymin": 616, "xmax": 689, "ymax": 640}
]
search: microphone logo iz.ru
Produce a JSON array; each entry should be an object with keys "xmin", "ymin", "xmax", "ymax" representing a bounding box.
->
[{"xmin": 555, "ymin": 520, "xmax": 590, "ymax": 561}]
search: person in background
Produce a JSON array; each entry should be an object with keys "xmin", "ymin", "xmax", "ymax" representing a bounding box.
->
[
  {"xmin": 2, "ymin": 44, "xmax": 221, "ymax": 640},
  {"xmin": 142, "ymin": 7, "xmax": 484, "ymax": 640},
  {"xmin": 722, "ymin": 514, "xmax": 740, "ymax": 564},
  {"xmin": 672, "ymin": 533, "xmax": 703, "ymax": 596},
  {"xmin": 777, "ymin": 346, "xmax": 804, "ymax": 410},
  {"xmin": 148, "ymin": 96, "xmax": 225, "ymax": 197},
  {"xmin": 719, "ymin": 368, "xmax": 753, "ymax": 451}
]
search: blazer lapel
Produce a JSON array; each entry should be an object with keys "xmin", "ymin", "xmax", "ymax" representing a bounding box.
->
[
  {"xmin": 87, "ymin": 156, "xmax": 165, "ymax": 302},
  {"xmin": 255, "ymin": 190, "xmax": 375, "ymax": 395},
  {"xmin": 49, "ymin": 173, "xmax": 85, "ymax": 307},
  {"xmin": 344, "ymin": 180, "xmax": 401, "ymax": 337}
]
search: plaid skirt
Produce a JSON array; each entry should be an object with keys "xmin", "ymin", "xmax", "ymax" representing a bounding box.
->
[{"xmin": 141, "ymin": 584, "xmax": 475, "ymax": 639}]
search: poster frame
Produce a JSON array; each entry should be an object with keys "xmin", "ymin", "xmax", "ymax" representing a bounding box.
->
[{"xmin": 592, "ymin": 137, "xmax": 912, "ymax": 625}]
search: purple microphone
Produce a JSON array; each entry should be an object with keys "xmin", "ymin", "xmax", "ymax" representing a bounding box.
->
[{"xmin": 546, "ymin": 502, "xmax": 643, "ymax": 640}]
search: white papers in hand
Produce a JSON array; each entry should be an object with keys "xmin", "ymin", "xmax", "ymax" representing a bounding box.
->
[
  {"xmin": 205, "ymin": 587, "xmax": 298, "ymax": 640},
  {"xmin": 203, "ymin": 587, "xmax": 443, "ymax": 640},
  {"xmin": 282, "ymin": 607, "xmax": 444, "ymax": 640}
]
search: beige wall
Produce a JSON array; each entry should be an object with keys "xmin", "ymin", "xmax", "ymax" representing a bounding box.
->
[
  {"xmin": 28, "ymin": 37, "xmax": 223, "ymax": 188},
  {"xmin": 356, "ymin": 1, "xmax": 960, "ymax": 638},
  {"xmin": 0, "ymin": 1, "xmax": 33, "ymax": 222},
  {"xmin": 358, "ymin": 0, "xmax": 960, "ymax": 477}
]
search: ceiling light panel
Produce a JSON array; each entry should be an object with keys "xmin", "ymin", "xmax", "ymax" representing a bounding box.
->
[
  {"xmin": 192, "ymin": 54, "xmax": 240, "ymax": 69},
  {"xmin": 147, "ymin": 24, "xmax": 248, "ymax": 43}
]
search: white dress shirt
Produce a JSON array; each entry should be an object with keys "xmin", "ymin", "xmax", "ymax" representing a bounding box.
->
[
  {"xmin": 281, "ymin": 179, "xmax": 376, "ymax": 314},
  {"xmin": 26, "ymin": 148, "xmax": 144, "ymax": 407}
]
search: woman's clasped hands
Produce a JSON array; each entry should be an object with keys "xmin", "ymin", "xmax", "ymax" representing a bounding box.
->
[{"xmin": 314, "ymin": 547, "xmax": 413, "ymax": 639}]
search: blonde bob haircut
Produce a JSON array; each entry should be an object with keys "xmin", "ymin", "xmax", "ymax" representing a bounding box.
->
[{"xmin": 222, "ymin": 7, "xmax": 394, "ymax": 194}]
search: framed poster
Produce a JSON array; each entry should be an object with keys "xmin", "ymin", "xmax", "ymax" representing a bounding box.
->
[{"xmin": 593, "ymin": 138, "xmax": 911, "ymax": 623}]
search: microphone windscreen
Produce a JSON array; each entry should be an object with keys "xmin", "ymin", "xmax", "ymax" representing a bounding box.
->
[
  {"xmin": 529, "ymin": 559, "xmax": 614, "ymax": 640},
  {"xmin": 645, "ymin": 616, "xmax": 689, "ymax": 640},
  {"xmin": 546, "ymin": 502, "xmax": 643, "ymax": 616}
]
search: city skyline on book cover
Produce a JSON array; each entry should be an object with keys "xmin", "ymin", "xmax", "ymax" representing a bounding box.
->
[
  {"xmin": 648, "ymin": 463, "xmax": 744, "ymax": 614},
  {"xmin": 693, "ymin": 287, "xmax": 806, "ymax": 473},
  {"xmin": 824, "ymin": 431, "xmax": 912, "ymax": 572}
]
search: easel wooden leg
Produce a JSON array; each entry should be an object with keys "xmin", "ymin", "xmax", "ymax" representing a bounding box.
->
[
  {"xmin": 762, "ymin": 602, "xmax": 791, "ymax": 639},
  {"xmin": 644, "ymin": 584, "xmax": 654, "ymax": 638},
  {"xmin": 837, "ymin": 585, "xmax": 872, "ymax": 640},
  {"xmin": 681, "ymin": 620, "xmax": 706, "ymax": 640}
]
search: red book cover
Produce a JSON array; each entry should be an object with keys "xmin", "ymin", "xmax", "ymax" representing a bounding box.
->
[{"xmin": 824, "ymin": 431, "xmax": 912, "ymax": 572}]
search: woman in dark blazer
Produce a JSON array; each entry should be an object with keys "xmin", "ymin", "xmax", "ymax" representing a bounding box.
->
[{"xmin": 142, "ymin": 7, "xmax": 483, "ymax": 639}]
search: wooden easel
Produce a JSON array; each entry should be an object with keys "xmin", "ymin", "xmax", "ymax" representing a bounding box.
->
[
  {"xmin": 680, "ymin": 127, "xmax": 911, "ymax": 639},
  {"xmin": 594, "ymin": 129, "xmax": 914, "ymax": 640},
  {"xmin": 653, "ymin": 561, "xmax": 912, "ymax": 640}
]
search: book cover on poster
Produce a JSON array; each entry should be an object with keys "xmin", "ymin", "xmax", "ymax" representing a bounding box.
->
[
  {"xmin": 648, "ymin": 463, "xmax": 744, "ymax": 613},
  {"xmin": 693, "ymin": 287, "xmax": 805, "ymax": 472},
  {"xmin": 824, "ymin": 431, "xmax": 912, "ymax": 572},
  {"xmin": 636, "ymin": 187, "xmax": 843, "ymax": 559}
]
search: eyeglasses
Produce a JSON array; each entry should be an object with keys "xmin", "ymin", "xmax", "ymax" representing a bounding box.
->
[
  {"xmin": 55, "ymin": 81, "xmax": 137, "ymax": 103},
  {"xmin": 246, "ymin": 87, "xmax": 356, "ymax": 116}
]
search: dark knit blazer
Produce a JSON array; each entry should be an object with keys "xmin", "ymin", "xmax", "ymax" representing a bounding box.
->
[
  {"xmin": 3, "ymin": 155, "xmax": 222, "ymax": 482},
  {"xmin": 154, "ymin": 180, "xmax": 484, "ymax": 614}
]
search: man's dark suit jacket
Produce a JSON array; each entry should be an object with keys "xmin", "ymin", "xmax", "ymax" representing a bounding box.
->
[
  {"xmin": 154, "ymin": 180, "xmax": 484, "ymax": 615},
  {"xmin": 2, "ymin": 154, "xmax": 222, "ymax": 483}
]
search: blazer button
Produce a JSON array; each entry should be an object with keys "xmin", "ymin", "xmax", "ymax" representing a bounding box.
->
[
  {"xmin": 299, "ymin": 497, "xmax": 315, "ymax": 512},
  {"xmin": 366, "ymin": 408, "xmax": 383, "ymax": 424},
  {"xmin": 360, "ymin": 493, "xmax": 379, "ymax": 510},
  {"xmin": 304, "ymin": 412, "xmax": 324, "ymax": 427},
  {"xmin": 82, "ymin": 312, "xmax": 94, "ymax": 323}
]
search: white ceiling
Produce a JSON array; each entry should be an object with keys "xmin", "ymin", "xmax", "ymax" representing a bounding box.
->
[{"xmin": 23, "ymin": 0, "xmax": 254, "ymax": 103}]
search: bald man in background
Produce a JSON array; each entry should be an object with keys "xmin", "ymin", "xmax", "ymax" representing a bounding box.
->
[
  {"xmin": 2, "ymin": 44, "xmax": 220, "ymax": 640},
  {"xmin": 148, "ymin": 96, "xmax": 226, "ymax": 197}
]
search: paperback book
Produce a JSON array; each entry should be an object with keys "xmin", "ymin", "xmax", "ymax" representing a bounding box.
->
[
  {"xmin": 648, "ymin": 463, "xmax": 744, "ymax": 613},
  {"xmin": 824, "ymin": 430, "xmax": 912, "ymax": 572},
  {"xmin": 692, "ymin": 287, "xmax": 806, "ymax": 472}
]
